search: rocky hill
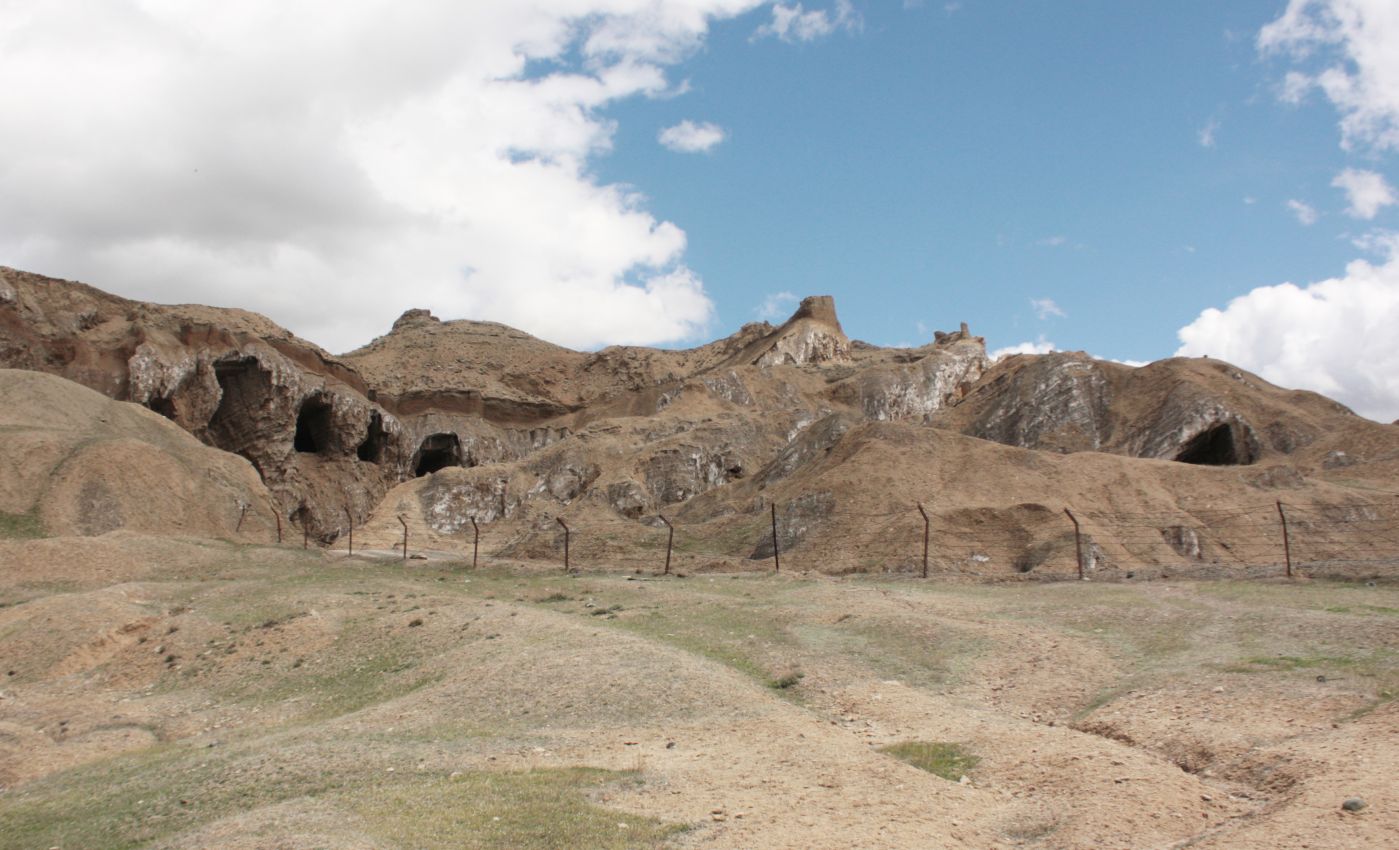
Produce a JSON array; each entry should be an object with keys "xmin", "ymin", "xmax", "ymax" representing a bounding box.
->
[{"xmin": 2, "ymin": 265, "xmax": 1395, "ymax": 576}]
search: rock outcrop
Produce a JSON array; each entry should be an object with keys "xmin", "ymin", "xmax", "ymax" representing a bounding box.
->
[
  {"xmin": 746, "ymin": 296, "xmax": 852, "ymax": 367},
  {"xmin": 5, "ymin": 264, "xmax": 1397, "ymax": 576}
]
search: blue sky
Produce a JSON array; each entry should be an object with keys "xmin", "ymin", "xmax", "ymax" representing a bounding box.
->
[
  {"xmin": 599, "ymin": 1, "xmax": 1387, "ymax": 361},
  {"xmin": 2, "ymin": 1, "xmax": 1398, "ymax": 418}
]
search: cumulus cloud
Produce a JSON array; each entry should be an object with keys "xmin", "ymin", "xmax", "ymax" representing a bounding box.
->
[
  {"xmin": 1332, "ymin": 167, "xmax": 1397, "ymax": 218},
  {"xmin": 659, "ymin": 119, "xmax": 727, "ymax": 153},
  {"xmin": 1176, "ymin": 236, "xmax": 1399, "ymax": 421},
  {"xmin": 990, "ymin": 337, "xmax": 1057, "ymax": 361},
  {"xmin": 1030, "ymin": 297, "xmax": 1066, "ymax": 320},
  {"xmin": 1287, "ymin": 199, "xmax": 1320, "ymax": 225},
  {"xmin": 753, "ymin": 1, "xmax": 859, "ymax": 43},
  {"xmin": 1260, "ymin": 0, "xmax": 1399, "ymax": 151},
  {"xmin": 756, "ymin": 290, "xmax": 799, "ymax": 320},
  {"xmin": 0, "ymin": 1, "xmax": 779, "ymax": 353}
]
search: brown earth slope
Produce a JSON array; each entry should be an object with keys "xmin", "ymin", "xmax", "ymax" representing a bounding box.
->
[{"xmin": 0, "ymin": 369, "xmax": 275, "ymax": 540}]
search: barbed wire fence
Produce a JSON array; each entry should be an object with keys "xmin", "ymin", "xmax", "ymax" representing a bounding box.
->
[{"xmin": 359, "ymin": 494, "xmax": 1399, "ymax": 580}]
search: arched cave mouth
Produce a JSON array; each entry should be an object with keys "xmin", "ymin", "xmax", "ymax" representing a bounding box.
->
[
  {"xmin": 1174, "ymin": 422, "xmax": 1254, "ymax": 466},
  {"xmin": 294, "ymin": 396, "xmax": 335, "ymax": 454},
  {"xmin": 147, "ymin": 394, "xmax": 178, "ymax": 421},
  {"xmin": 208, "ymin": 357, "xmax": 271, "ymax": 449},
  {"xmin": 357, "ymin": 412, "xmax": 388, "ymax": 464},
  {"xmin": 413, "ymin": 433, "xmax": 463, "ymax": 476}
]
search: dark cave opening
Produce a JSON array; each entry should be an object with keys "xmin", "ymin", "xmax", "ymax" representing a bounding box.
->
[
  {"xmin": 357, "ymin": 412, "xmax": 388, "ymax": 464},
  {"xmin": 413, "ymin": 432, "xmax": 462, "ymax": 476},
  {"xmin": 147, "ymin": 395, "xmax": 178, "ymax": 421},
  {"xmin": 293, "ymin": 396, "xmax": 335, "ymax": 454},
  {"xmin": 207, "ymin": 356, "xmax": 273, "ymax": 457},
  {"xmin": 1174, "ymin": 422, "xmax": 1247, "ymax": 466}
]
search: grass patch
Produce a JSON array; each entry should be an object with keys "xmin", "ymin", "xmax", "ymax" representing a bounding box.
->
[
  {"xmin": 0, "ymin": 743, "xmax": 676, "ymax": 850},
  {"xmin": 345, "ymin": 768, "xmax": 683, "ymax": 849},
  {"xmin": 879, "ymin": 741, "xmax": 980, "ymax": 781},
  {"xmin": 1226, "ymin": 654, "xmax": 1357, "ymax": 672},
  {"xmin": 0, "ymin": 509, "xmax": 44, "ymax": 539},
  {"xmin": 769, "ymin": 670, "xmax": 804, "ymax": 689}
]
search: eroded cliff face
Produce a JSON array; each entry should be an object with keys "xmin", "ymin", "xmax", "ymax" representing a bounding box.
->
[
  {"xmin": 0, "ymin": 267, "xmax": 409, "ymax": 539},
  {"xmin": 957, "ymin": 352, "xmax": 1115, "ymax": 453},
  {"xmin": 7, "ymin": 264, "xmax": 1394, "ymax": 569},
  {"xmin": 747, "ymin": 296, "xmax": 852, "ymax": 367},
  {"xmin": 829, "ymin": 337, "xmax": 988, "ymax": 422},
  {"xmin": 939, "ymin": 352, "xmax": 1345, "ymax": 471}
]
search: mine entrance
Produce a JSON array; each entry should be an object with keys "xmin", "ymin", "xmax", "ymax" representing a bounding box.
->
[
  {"xmin": 1174, "ymin": 422, "xmax": 1249, "ymax": 466},
  {"xmin": 294, "ymin": 396, "xmax": 335, "ymax": 454},
  {"xmin": 413, "ymin": 433, "xmax": 462, "ymax": 476},
  {"xmin": 357, "ymin": 412, "xmax": 388, "ymax": 463}
]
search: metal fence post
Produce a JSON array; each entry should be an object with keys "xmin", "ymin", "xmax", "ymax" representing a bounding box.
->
[
  {"xmin": 659, "ymin": 514, "xmax": 674, "ymax": 575},
  {"xmin": 275, "ymin": 510, "xmax": 283, "ymax": 545},
  {"xmin": 917, "ymin": 502, "xmax": 930, "ymax": 578},
  {"xmin": 470, "ymin": 516, "xmax": 480, "ymax": 569},
  {"xmin": 770, "ymin": 502, "xmax": 781, "ymax": 573},
  {"xmin": 1276, "ymin": 500, "xmax": 1293, "ymax": 578},
  {"xmin": 1064, "ymin": 508, "xmax": 1084, "ymax": 580},
  {"xmin": 557, "ymin": 518, "xmax": 570, "ymax": 572}
]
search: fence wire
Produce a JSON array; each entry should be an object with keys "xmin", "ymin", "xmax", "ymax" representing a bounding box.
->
[{"xmin": 377, "ymin": 495, "xmax": 1399, "ymax": 579}]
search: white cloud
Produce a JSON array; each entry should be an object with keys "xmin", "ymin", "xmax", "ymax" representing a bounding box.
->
[
  {"xmin": 1030, "ymin": 297, "xmax": 1066, "ymax": 320},
  {"xmin": 1198, "ymin": 117, "xmax": 1221, "ymax": 148},
  {"xmin": 658, "ymin": 119, "xmax": 727, "ymax": 153},
  {"xmin": 0, "ymin": 0, "xmax": 777, "ymax": 353},
  {"xmin": 1260, "ymin": 0, "xmax": 1399, "ymax": 151},
  {"xmin": 1176, "ymin": 236, "xmax": 1399, "ymax": 421},
  {"xmin": 1287, "ymin": 199, "xmax": 1320, "ymax": 225},
  {"xmin": 756, "ymin": 290, "xmax": 799, "ymax": 320},
  {"xmin": 753, "ymin": 1, "xmax": 859, "ymax": 43},
  {"xmin": 990, "ymin": 337, "xmax": 1057, "ymax": 361},
  {"xmin": 1035, "ymin": 235, "xmax": 1068, "ymax": 248},
  {"xmin": 1332, "ymin": 167, "xmax": 1397, "ymax": 218}
]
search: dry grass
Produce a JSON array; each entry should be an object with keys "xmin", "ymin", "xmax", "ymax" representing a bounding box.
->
[{"xmin": 3, "ymin": 544, "xmax": 1398, "ymax": 849}]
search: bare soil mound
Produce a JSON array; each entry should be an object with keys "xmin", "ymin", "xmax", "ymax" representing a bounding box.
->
[{"xmin": 0, "ymin": 369, "xmax": 276, "ymax": 541}]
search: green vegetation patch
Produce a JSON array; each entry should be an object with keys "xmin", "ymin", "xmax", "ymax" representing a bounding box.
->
[
  {"xmin": 0, "ymin": 744, "xmax": 676, "ymax": 850},
  {"xmin": 879, "ymin": 741, "xmax": 980, "ymax": 781},
  {"xmin": 345, "ymin": 768, "xmax": 683, "ymax": 849},
  {"xmin": 1228, "ymin": 654, "xmax": 1359, "ymax": 672},
  {"xmin": 0, "ymin": 509, "xmax": 44, "ymax": 539}
]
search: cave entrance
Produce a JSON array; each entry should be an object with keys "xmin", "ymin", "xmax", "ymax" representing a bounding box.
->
[
  {"xmin": 1174, "ymin": 422, "xmax": 1250, "ymax": 466},
  {"xmin": 147, "ymin": 394, "xmax": 178, "ymax": 421},
  {"xmin": 413, "ymin": 433, "xmax": 462, "ymax": 476},
  {"xmin": 294, "ymin": 396, "xmax": 335, "ymax": 454},
  {"xmin": 208, "ymin": 356, "xmax": 273, "ymax": 456},
  {"xmin": 357, "ymin": 412, "xmax": 388, "ymax": 464}
]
